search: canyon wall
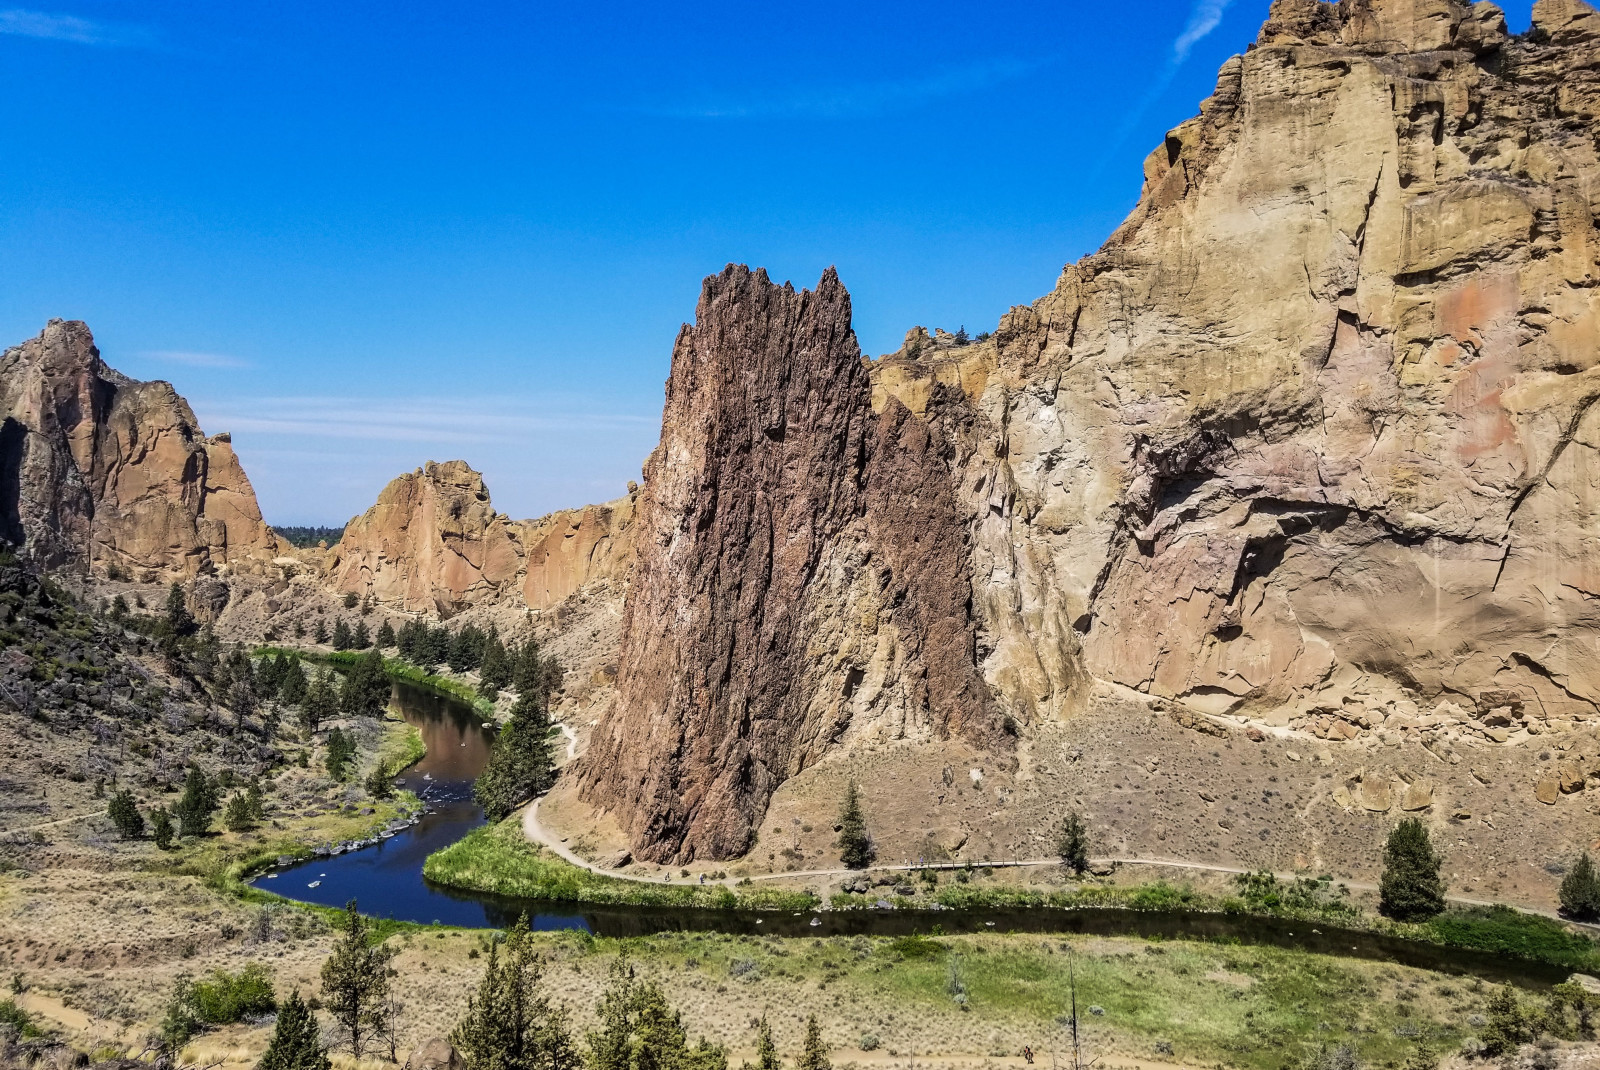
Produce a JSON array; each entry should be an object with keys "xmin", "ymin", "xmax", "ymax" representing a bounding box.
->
[
  {"xmin": 0, "ymin": 319, "xmax": 280, "ymax": 577},
  {"xmin": 578, "ymin": 0, "xmax": 1600, "ymax": 862},
  {"xmin": 329, "ymin": 461, "xmax": 523, "ymax": 614},
  {"xmin": 520, "ymin": 496, "xmax": 636, "ymax": 611},
  {"xmin": 885, "ymin": 0, "xmax": 1600, "ymax": 731},
  {"xmin": 577, "ymin": 266, "xmax": 1000, "ymax": 862}
]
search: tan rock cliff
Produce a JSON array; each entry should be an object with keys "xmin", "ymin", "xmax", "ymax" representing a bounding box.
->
[
  {"xmin": 0, "ymin": 319, "xmax": 280, "ymax": 577},
  {"xmin": 870, "ymin": 0, "xmax": 1600, "ymax": 730},
  {"xmin": 330, "ymin": 459, "xmax": 636, "ymax": 615},
  {"xmin": 329, "ymin": 461, "xmax": 523, "ymax": 614},
  {"xmin": 521, "ymin": 495, "xmax": 636, "ymax": 611}
]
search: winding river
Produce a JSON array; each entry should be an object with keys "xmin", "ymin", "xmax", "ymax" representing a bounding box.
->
[{"xmin": 253, "ymin": 683, "xmax": 1572, "ymax": 986}]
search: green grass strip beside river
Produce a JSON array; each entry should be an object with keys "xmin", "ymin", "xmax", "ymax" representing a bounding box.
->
[{"xmin": 421, "ymin": 818, "xmax": 1600, "ymax": 973}]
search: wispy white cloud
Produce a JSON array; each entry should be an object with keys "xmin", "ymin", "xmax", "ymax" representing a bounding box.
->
[
  {"xmin": 1092, "ymin": 0, "xmax": 1239, "ymax": 176},
  {"xmin": 643, "ymin": 56, "xmax": 1046, "ymax": 120},
  {"xmin": 197, "ymin": 394, "xmax": 661, "ymax": 522},
  {"xmin": 142, "ymin": 349, "xmax": 253, "ymax": 370},
  {"xmin": 0, "ymin": 7, "xmax": 154, "ymax": 47},
  {"xmin": 1173, "ymin": 0, "xmax": 1236, "ymax": 62},
  {"xmin": 195, "ymin": 395, "xmax": 657, "ymax": 446}
]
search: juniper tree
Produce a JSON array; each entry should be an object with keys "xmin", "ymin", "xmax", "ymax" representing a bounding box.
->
[
  {"xmin": 151, "ymin": 806, "xmax": 175, "ymax": 849},
  {"xmin": 164, "ymin": 582, "xmax": 196, "ymax": 637},
  {"xmin": 479, "ymin": 627, "xmax": 511, "ymax": 699},
  {"xmin": 1547, "ymin": 980, "xmax": 1595, "ymax": 1040},
  {"xmin": 176, "ymin": 765, "xmax": 219, "ymax": 838},
  {"xmin": 450, "ymin": 625, "xmax": 485, "ymax": 673},
  {"xmin": 752, "ymin": 1015, "xmax": 781, "ymax": 1070},
  {"xmin": 107, "ymin": 788, "xmax": 144, "ymax": 839},
  {"xmin": 796, "ymin": 1016, "xmax": 830, "ymax": 1070},
  {"xmin": 319, "ymin": 901, "xmax": 394, "ymax": 1059},
  {"xmin": 258, "ymin": 989, "xmax": 330, "ymax": 1070},
  {"xmin": 302, "ymin": 671, "xmax": 338, "ymax": 736},
  {"xmin": 451, "ymin": 915, "xmax": 578, "ymax": 1070},
  {"xmin": 1399, "ymin": 1043, "xmax": 1438, "ymax": 1070},
  {"xmin": 1480, "ymin": 984, "xmax": 1531, "ymax": 1056},
  {"xmin": 398, "ymin": 619, "xmax": 425, "ymax": 662},
  {"xmin": 229, "ymin": 676, "xmax": 258, "ymax": 732},
  {"xmin": 331, "ymin": 619, "xmax": 353, "ymax": 651},
  {"xmin": 279, "ymin": 656, "xmax": 309, "ymax": 707},
  {"xmin": 325, "ymin": 728, "xmax": 356, "ymax": 780},
  {"xmin": 585, "ymin": 956, "xmax": 725, "ymax": 1070},
  {"xmin": 224, "ymin": 791, "xmax": 257, "ymax": 832},
  {"xmin": 1378, "ymin": 817, "xmax": 1445, "ymax": 921},
  {"xmin": 256, "ymin": 653, "xmax": 284, "ymax": 698},
  {"xmin": 1056, "ymin": 812, "xmax": 1090, "ymax": 875},
  {"xmin": 1560, "ymin": 852, "xmax": 1600, "ymax": 922},
  {"xmin": 375, "ymin": 620, "xmax": 396, "ymax": 650},
  {"xmin": 340, "ymin": 648, "xmax": 390, "ymax": 717},
  {"xmin": 246, "ymin": 778, "xmax": 267, "ymax": 821},
  {"xmin": 352, "ymin": 619, "xmax": 371, "ymax": 650},
  {"xmin": 512, "ymin": 639, "xmax": 546, "ymax": 697},
  {"xmin": 313, "ymin": 618, "xmax": 329, "ymax": 644},
  {"xmin": 365, "ymin": 764, "xmax": 394, "ymax": 800},
  {"xmin": 835, "ymin": 781, "xmax": 875, "ymax": 870}
]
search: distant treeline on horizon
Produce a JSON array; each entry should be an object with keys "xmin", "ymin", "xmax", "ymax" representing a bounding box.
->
[{"xmin": 272, "ymin": 525, "xmax": 345, "ymax": 548}]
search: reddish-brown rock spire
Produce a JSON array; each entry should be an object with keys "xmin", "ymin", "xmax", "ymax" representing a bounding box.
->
[{"xmin": 578, "ymin": 265, "xmax": 998, "ymax": 863}]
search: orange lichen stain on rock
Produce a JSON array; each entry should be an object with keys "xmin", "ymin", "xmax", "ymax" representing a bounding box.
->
[
  {"xmin": 1449, "ymin": 356, "xmax": 1522, "ymax": 465},
  {"xmin": 1437, "ymin": 271, "xmax": 1519, "ymax": 347},
  {"xmin": 1437, "ymin": 273, "xmax": 1524, "ymax": 467}
]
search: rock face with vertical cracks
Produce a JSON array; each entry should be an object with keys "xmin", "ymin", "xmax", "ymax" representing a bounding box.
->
[
  {"xmin": 868, "ymin": 0, "xmax": 1600, "ymax": 730},
  {"xmin": 579, "ymin": 0, "xmax": 1600, "ymax": 862},
  {"xmin": 0, "ymin": 319, "xmax": 280, "ymax": 577},
  {"xmin": 578, "ymin": 265, "xmax": 999, "ymax": 862}
]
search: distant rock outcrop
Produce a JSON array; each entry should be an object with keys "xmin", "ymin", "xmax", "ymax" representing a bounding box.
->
[
  {"xmin": 330, "ymin": 460, "xmax": 636, "ymax": 615},
  {"xmin": 577, "ymin": 266, "xmax": 999, "ymax": 863},
  {"xmin": 0, "ymin": 319, "xmax": 280, "ymax": 577},
  {"xmin": 520, "ymin": 495, "xmax": 636, "ymax": 611},
  {"xmin": 329, "ymin": 460, "xmax": 523, "ymax": 614}
]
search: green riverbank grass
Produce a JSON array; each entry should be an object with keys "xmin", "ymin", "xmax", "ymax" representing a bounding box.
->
[
  {"xmin": 379, "ymin": 718, "xmax": 427, "ymax": 774},
  {"xmin": 1407, "ymin": 904, "xmax": 1600, "ymax": 971},
  {"xmin": 423, "ymin": 817, "xmax": 819, "ymax": 911},
  {"xmin": 838, "ymin": 873, "xmax": 1600, "ymax": 972},
  {"xmin": 427, "ymin": 822, "xmax": 1599, "ymax": 969}
]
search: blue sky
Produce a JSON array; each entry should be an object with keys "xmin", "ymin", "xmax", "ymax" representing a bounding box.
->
[{"xmin": 0, "ymin": 0, "xmax": 1537, "ymax": 524}]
